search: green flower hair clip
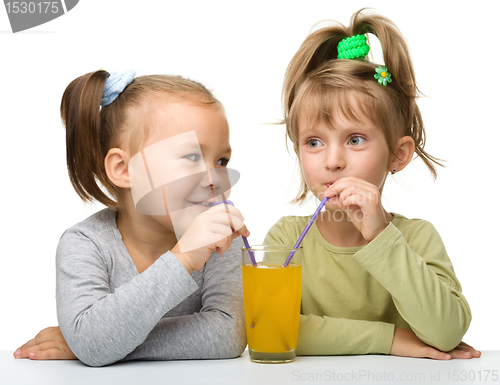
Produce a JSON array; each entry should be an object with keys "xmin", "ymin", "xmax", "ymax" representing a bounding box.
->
[
  {"xmin": 374, "ymin": 66, "xmax": 392, "ymax": 86},
  {"xmin": 337, "ymin": 35, "xmax": 370, "ymax": 60}
]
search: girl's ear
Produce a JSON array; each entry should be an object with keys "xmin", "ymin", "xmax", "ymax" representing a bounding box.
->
[
  {"xmin": 104, "ymin": 148, "xmax": 131, "ymax": 188},
  {"xmin": 390, "ymin": 136, "xmax": 415, "ymax": 173}
]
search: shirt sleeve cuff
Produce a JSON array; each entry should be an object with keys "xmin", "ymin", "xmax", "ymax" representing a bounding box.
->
[
  {"xmin": 353, "ymin": 222, "xmax": 402, "ymax": 266},
  {"xmin": 377, "ymin": 322, "xmax": 396, "ymax": 354},
  {"xmin": 155, "ymin": 251, "xmax": 199, "ymax": 295}
]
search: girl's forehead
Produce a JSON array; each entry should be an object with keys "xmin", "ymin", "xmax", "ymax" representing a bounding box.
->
[
  {"xmin": 297, "ymin": 91, "xmax": 378, "ymax": 133},
  {"xmin": 137, "ymin": 101, "xmax": 228, "ymax": 148}
]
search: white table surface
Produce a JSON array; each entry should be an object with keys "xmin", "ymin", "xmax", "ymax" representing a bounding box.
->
[{"xmin": 1, "ymin": 350, "xmax": 499, "ymax": 385}]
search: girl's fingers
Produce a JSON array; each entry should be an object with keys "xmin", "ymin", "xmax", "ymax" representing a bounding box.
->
[
  {"xmin": 19, "ymin": 338, "xmax": 37, "ymax": 350},
  {"xmin": 28, "ymin": 348, "xmax": 65, "ymax": 360},
  {"xmin": 208, "ymin": 210, "xmax": 246, "ymax": 230},
  {"xmin": 328, "ymin": 184, "xmax": 377, "ymax": 207},
  {"xmin": 455, "ymin": 341, "xmax": 478, "ymax": 351},
  {"xmin": 448, "ymin": 349, "xmax": 472, "ymax": 359},
  {"xmin": 424, "ymin": 347, "xmax": 451, "ymax": 360},
  {"xmin": 452, "ymin": 342, "xmax": 481, "ymax": 357},
  {"xmin": 210, "ymin": 204, "xmax": 244, "ymax": 222},
  {"xmin": 214, "ymin": 225, "xmax": 251, "ymax": 253},
  {"xmin": 226, "ymin": 216, "xmax": 246, "ymax": 234},
  {"xmin": 207, "ymin": 214, "xmax": 246, "ymax": 235},
  {"xmin": 326, "ymin": 177, "xmax": 375, "ymax": 196},
  {"xmin": 206, "ymin": 209, "xmax": 248, "ymax": 235},
  {"xmin": 29, "ymin": 341, "xmax": 57, "ymax": 353},
  {"xmin": 424, "ymin": 345, "xmax": 479, "ymax": 360},
  {"xmin": 212, "ymin": 224, "xmax": 250, "ymax": 253},
  {"xmin": 16, "ymin": 326, "xmax": 61, "ymax": 354},
  {"xmin": 341, "ymin": 193, "xmax": 369, "ymax": 209},
  {"xmin": 37, "ymin": 326, "xmax": 59, "ymax": 336},
  {"xmin": 339, "ymin": 188, "xmax": 379, "ymax": 211},
  {"xmin": 210, "ymin": 224, "xmax": 234, "ymax": 239},
  {"xmin": 453, "ymin": 343, "xmax": 473, "ymax": 351},
  {"xmin": 235, "ymin": 224, "xmax": 250, "ymax": 238},
  {"xmin": 16, "ymin": 340, "xmax": 39, "ymax": 358},
  {"xmin": 213, "ymin": 233, "xmax": 232, "ymax": 255},
  {"xmin": 14, "ymin": 348, "xmax": 27, "ymax": 359},
  {"xmin": 16, "ymin": 341, "xmax": 54, "ymax": 359}
]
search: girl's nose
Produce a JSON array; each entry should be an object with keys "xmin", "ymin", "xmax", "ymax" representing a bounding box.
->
[
  {"xmin": 325, "ymin": 146, "xmax": 346, "ymax": 171},
  {"xmin": 200, "ymin": 166, "xmax": 222, "ymax": 190}
]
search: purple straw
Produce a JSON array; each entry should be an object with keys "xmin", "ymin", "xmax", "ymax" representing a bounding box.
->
[
  {"xmin": 283, "ymin": 196, "xmax": 329, "ymax": 267},
  {"xmin": 241, "ymin": 236, "xmax": 257, "ymax": 267},
  {"xmin": 213, "ymin": 200, "xmax": 257, "ymax": 267}
]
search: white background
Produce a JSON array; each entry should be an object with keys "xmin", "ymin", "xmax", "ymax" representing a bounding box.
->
[{"xmin": 1, "ymin": 0, "xmax": 498, "ymax": 352}]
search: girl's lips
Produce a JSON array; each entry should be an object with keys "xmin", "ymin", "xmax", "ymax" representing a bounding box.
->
[{"xmin": 188, "ymin": 201, "xmax": 214, "ymax": 207}]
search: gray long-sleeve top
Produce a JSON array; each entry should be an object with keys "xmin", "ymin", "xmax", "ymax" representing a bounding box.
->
[{"xmin": 56, "ymin": 209, "xmax": 246, "ymax": 367}]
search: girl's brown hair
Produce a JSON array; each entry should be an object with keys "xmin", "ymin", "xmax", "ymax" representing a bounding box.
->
[
  {"xmin": 283, "ymin": 9, "xmax": 442, "ymax": 203},
  {"xmin": 61, "ymin": 71, "xmax": 222, "ymax": 210}
]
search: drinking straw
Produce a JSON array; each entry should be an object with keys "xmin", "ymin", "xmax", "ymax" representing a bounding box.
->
[
  {"xmin": 283, "ymin": 196, "xmax": 330, "ymax": 267},
  {"xmin": 213, "ymin": 199, "xmax": 257, "ymax": 267},
  {"xmin": 204, "ymin": 166, "xmax": 257, "ymax": 267}
]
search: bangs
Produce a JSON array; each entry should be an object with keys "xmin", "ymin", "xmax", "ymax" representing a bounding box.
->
[{"xmin": 294, "ymin": 82, "xmax": 380, "ymax": 134}]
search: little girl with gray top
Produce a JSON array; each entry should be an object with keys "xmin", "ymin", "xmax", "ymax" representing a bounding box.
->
[{"xmin": 14, "ymin": 70, "xmax": 250, "ymax": 366}]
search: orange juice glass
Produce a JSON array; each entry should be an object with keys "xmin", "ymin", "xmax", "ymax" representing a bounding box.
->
[{"xmin": 242, "ymin": 245, "xmax": 302, "ymax": 363}]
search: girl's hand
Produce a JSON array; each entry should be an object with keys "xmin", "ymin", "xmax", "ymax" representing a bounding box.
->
[
  {"xmin": 325, "ymin": 177, "xmax": 388, "ymax": 242},
  {"xmin": 449, "ymin": 341, "xmax": 482, "ymax": 359},
  {"xmin": 13, "ymin": 326, "xmax": 77, "ymax": 360},
  {"xmin": 172, "ymin": 203, "xmax": 250, "ymax": 274},
  {"xmin": 389, "ymin": 326, "xmax": 481, "ymax": 360}
]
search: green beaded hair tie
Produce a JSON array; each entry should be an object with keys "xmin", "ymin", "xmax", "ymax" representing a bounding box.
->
[{"xmin": 337, "ymin": 35, "xmax": 370, "ymax": 59}]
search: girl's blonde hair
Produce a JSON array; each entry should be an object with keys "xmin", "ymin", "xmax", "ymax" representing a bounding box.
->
[
  {"xmin": 61, "ymin": 71, "xmax": 223, "ymax": 210},
  {"xmin": 283, "ymin": 9, "xmax": 442, "ymax": 203}
]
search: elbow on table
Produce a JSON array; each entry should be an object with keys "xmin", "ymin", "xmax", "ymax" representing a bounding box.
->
[
  {"xmin": 227, "ymin": 334, "xmax": 247, "ymax": 358},
  {"xmin": 425, "ymin": 334, "xmax": 462, "ymax": 353},
  {"xmin": 418, "ymin": 322, "xmax": 469, "ymax": 353},
  {"xmin": 66, "ymin": 333, "xmax": 125, "ymax": 367},
  {"xmin": 214, "ymin": 316, "xmax": 247, "ymax": 359},
  {"xmin": 72, "ymin": 346, "xmax": 122, "ymax": 367},
  {"xmin": 78, "ymin": 356, "xmax": 114, "ymax": 368},
  {"xmin": 219, "ymin": 327, "xmax": 247, "ymax": 359},
  {"xmin": 414, "ymin": 303, "xmax": 471, "ymax": 353}
]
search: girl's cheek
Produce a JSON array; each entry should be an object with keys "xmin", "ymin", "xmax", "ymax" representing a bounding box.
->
[{"xmin": 302, "ymin": 153, "xmax": 318, "ymax": 171}]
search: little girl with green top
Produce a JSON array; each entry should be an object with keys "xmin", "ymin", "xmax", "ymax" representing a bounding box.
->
[{"xmin": 264, "ymin": 9, "xmax": 480, "ymax": 360}]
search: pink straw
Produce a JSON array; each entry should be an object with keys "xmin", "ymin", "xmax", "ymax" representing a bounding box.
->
[{"xmin": 283, "ymin": 196, "xmax": 329, "ymax": 267}]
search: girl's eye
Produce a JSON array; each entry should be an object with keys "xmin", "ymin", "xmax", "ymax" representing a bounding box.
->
[
  {"xmin": 183, "ymin": 153, "xmax": 202, "ymax": 162},
  {"xmin": 348, "ymin": 136, "xmax": 366, "ymax": 146},
  {"xmin": 306, "ymin": 139, "xmax": 323, "ymax": 148},
  {"xmin": 216, "ymin": 158, "xmax": 230, "ymax": 167}
]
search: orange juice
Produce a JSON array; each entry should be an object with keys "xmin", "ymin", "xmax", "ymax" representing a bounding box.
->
[{"xmin": 242, "ymin": 262, "xmax": 302, "ymax": 355}]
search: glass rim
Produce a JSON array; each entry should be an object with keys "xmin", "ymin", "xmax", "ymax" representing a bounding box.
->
[{"xmin": 241, "ymin": 244, "xmax": 303, "ymax": 252}]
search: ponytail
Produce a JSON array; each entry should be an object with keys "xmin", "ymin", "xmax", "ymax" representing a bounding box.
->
[
  {"xmin": 283, "ymin": 8, "xmax": 442, "ymax": 203},
  {"xmin": 61, "ymin": 70, "xmax": 119, "ymax": 209},
  {"xmin": 283, "ymin": 23, "xmax": 349, "ymax": 119},
  {"xmin": 352, "ymin": 11, "xmax": 443, "ymax": 176}
]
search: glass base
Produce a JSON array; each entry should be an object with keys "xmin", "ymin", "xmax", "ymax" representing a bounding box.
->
[{"xmin": 249, "ymin": 349, "xmax": 296, "ymax": 363}]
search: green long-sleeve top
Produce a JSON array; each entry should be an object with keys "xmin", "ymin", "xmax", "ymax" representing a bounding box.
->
[{"xmin": 263, "ymin": 213, "xmax": 471, "ymax": 355}]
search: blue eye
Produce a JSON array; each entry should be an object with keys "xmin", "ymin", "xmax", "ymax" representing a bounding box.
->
[
  {"xmin": 183, "ymin": 153, "xmax": 201, "ymax": 162},
  {"xmin": 307, "ymin": 139, "xmax": 323, "ymax": 148},
  {"xmin": 348, "ymin": 136, "xmax": 366, "ymax": 146}
]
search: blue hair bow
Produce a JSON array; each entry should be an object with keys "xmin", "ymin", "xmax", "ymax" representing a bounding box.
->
[{"xmin": 101, "ymin": 69, "xmax": 136, "ymax": 106}]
